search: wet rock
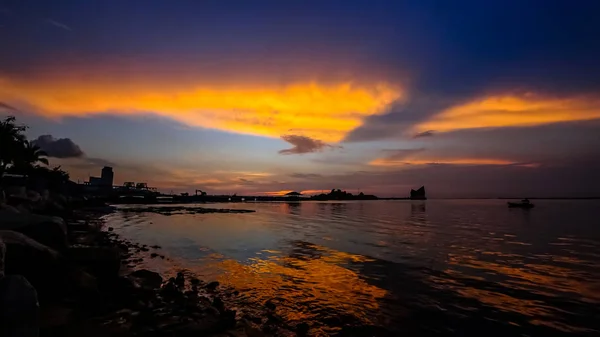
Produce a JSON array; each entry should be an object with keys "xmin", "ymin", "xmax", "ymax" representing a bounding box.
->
[
  {"xmin": 206, "ymin": 281, "xmax": 220, "ymax": 291},
  {"xmin": 140, "ymin": 247, "xmax": 149, "ymax": 252},
  {"xmin": 212, "ymin": 296, "xmax": 225, "ymax": 312},
  {"xmin": 175, "ymin": 272, "xmax": 185, "ymax": 288},
  {"xmin": 218, "ymin": 309, "xmax": 237, "ymax": 330},
  {"xmin": 68, "ymin": 269, "xmax": 99, "ymax": 294},
  {"xmin": 265, "ymin": 299, "xmax": 276, "ymax": 311},
  {"xmin": 130, "ymin": 269, "xmax": 163, "ymax": 289},
  {"xmin": 296, "ymin": 322, "xmax": 310, "ymax": 337},
  {"xmin": 244, "ymin": 320, "xmax": 265, "ymax": 337},
  {"xmin": 150, "ymin": 245, "xmax": 161, "ymax": 249},
  {"xmin": 190, "ymin": 277, "xmax": 201, "ymax": 286},
  {"xmin": 67, "ymin": 246, "xmax": 121, "ymax": 280},
  {"xmin": 243, "ymin": 314, "xmax": 263, "ymax": 325},
  {"xmin": 150, "ymin": 253, "xmax": 159, "ymax": 258}
]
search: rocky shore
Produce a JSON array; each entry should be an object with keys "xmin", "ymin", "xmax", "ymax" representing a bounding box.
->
[{"xmin": 0, "ymin": 196, "xmax": 305, "ymax": 337}]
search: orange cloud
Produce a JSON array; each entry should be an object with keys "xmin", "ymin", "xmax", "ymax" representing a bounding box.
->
[
  {"xmin": 414, "ymin": 95, "xmax": 600, "ymax": 133},
  {"xmin": 0, "ymin": 76, "xmax": 401, "ymax": 142}
]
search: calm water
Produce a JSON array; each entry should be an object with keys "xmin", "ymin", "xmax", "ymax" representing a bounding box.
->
[{"xmin": 104, "ymin": 200, "xmax": 600, "ymax": 336}]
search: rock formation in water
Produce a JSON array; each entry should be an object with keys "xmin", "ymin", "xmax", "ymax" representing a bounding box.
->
[{"xmin": 410, "ymin": 186, "xmax": 427, "ymax": 200}]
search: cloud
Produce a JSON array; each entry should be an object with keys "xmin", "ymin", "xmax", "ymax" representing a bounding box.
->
[
  {"xmin": 31, "ymin": 135, "xmax": 84, "ymax": 158},
  {"xmin": 0, "ymin": 78, "xmax": 399, "ymax": 142},
  {"xmin": 371, "ymin": 148, "xmax": 518, "ymax": 167},
  {"xmin": 380, "ymin": 148, "xmax": 426, "ymax": 161},
  {"xmin": 279, "ymin": 135, "xmax": 333, "ymax": 155},
  {"xmin": 45, "ymin": 19, "xmax": 72, "ymax": 31},
  {"xmin": 290, "ymin": 173, "xmax": 323, "ymax": 179},
  {"xmin": 413, "ymin": 130, "xmax": 435, "ymax": 138},
  {"xmin": 0, "ymin": 101, "xmax": 17, "ymax": 111},
  {"xmin": 412, "ymin": 95, "xmax": 600, "ymax": 134}
]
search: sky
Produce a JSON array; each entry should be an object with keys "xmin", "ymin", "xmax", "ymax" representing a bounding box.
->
[{"xmin": 1, "ymin": 0, "xmax": 600, "ymax": 198}]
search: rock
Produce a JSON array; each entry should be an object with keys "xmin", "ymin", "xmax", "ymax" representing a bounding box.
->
[
  {"xmin": 150, "ymin": 253, "xmax": 159, "ymax": 258},
  {"xmin": 0, "ymin": 211, "xmax": 68, "ymax": 251},
  {"xmin": 265, "ymin": 299, "xmax": 276, "ymax": 311},
  {"xmin": 108, "ymin": 227, "xmax": 114, "ymax": 232},
  {"xmin": 212, "ymin": 296, "xmax": 225, "ymax": 312},
  {"xmin": 175, "ymin": 272, "xmax": 185, "ymax": 287},
  {"xmin": 0, "ymin": 237, "xmax": 5, "ymax": 278},
  {"xmin": 218, "ymin": 309, "xmax": 237, "ymax": 329},
  {"xmin": 206, "ymin": 281, "xmax": 220, "ymax": 291},
  {"xmin": 244, "ymin": 320, "xmax": 265, "ymax": 337},
  {"xmin": 140, "ymin": 247, "xmax": 149, "ymax": 252},
  {"xmin": 0, "ymin": 275, "xmax": 40, "ymax": 336},
  {"xmin": 0, "ymin": 231, "xmax": 63, "ymax": 298},
  {"xmin": 296, "ymin": 322, "xmax": 310, "ymax": 337},
  {"xmin": 68, "ymin": 269, "xmax": 99, "ymax": 294},
  {"xmin": 129, "ymin": 269, "xmax": 163, "ymax": 289},
  {"xmin": 39, "ymin": 304, "xmax": 74, "ymax": 329},
  {"xmin": 150, "ymin": 245, "xmax": 161, "ymax": 249},
  {"xmin": 67, "ymin": 246, "xmax": 121, "ymax": 280},
  {"xmin": 190, "ymin": 277, "xmax": 201, "ymax": 286}
]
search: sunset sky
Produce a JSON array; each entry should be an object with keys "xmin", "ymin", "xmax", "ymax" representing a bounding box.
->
[{"xmin": 2, "ymin": 0, "xmax": 599, "ymax": 197}]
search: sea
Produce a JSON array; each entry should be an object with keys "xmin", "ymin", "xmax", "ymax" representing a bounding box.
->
[{"xmin": 103, "ymin": 200, "xmax": 600, "ymax": 336}]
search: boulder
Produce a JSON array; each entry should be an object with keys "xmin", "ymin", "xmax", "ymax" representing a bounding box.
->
[
  {"xmin": 129, "ymin": 269, "xmax": 163, "ymax": 289},
  {"xmin": 0, "ymin": 210, "xmax": 68, "ymax": 251},
  {"xmin": 0, "ymin": 237, "xmax": 5, "ymax": 278},
  {"xmin": 67, "ymin": 246, "xmax": 121, "ymax": 280},
  {"xmin": 0, "ymin": 275, "xmax": 40, "ymax": 337},
  {"xmin": 0, "ymin": 230, "xmax": 64, "ymax": 300}
]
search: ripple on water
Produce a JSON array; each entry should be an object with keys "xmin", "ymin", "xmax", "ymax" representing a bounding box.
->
[{"xmin": 105, "ymin": 201, "xmax": 600, "ymax": 336}]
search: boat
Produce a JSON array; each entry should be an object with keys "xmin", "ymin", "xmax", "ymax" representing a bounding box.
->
[{"xmin": 507, "ymin": 201, "xmax": 535, "ymax": 208}]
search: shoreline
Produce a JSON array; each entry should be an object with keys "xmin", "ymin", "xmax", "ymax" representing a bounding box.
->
[{"xmin": 2, "ymin": 202, "xmax": 306, "ymax": 337}]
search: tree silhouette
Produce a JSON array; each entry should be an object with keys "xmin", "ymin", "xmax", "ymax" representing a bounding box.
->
[{"xmin": 0, "ymin": 116, "xmax": 28, "ymax": 176}]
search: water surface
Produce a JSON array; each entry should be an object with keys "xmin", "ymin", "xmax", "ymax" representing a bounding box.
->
[{"xmin": 104, "ymin": 200, "xmax": 600, "ymax": 336}]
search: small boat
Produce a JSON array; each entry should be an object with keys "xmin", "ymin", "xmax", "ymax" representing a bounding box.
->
[{"xmin": 507, "ymin": 201, "xmax": 535, "ymax": 208}]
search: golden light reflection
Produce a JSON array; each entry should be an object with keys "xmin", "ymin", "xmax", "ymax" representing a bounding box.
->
[
  {"xmin": 433, "ymin": 253, "xmax": 600, "ymax": 333},
  {"xmin": 414, "ymin": 95, "xmax": 600, "ymax": 133},
  {"xmin": 205, "ymin": 243, "xmax": 387, "ymax": 325},
  {"xmin": 0, "ymin": 77, "xmax": 401, "ymax": 142}
]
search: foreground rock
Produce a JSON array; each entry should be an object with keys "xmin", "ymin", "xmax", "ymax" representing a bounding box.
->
[{"xmin": 0, "ymin": 209, "xmax": 68, "ymax": 251}]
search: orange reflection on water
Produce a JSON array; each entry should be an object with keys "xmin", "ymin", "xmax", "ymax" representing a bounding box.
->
[{"xmin": 203, "ymin": 242, "xmax": 387, "ymax": 326}]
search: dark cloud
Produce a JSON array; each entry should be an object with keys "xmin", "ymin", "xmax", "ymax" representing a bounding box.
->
[
  {"xmin": 238, "ymin": 178, "xmax": 256, "ymax": 185},
  {"xmin": 421, "ymin": 120, "xmax": 600, "ymax": 164},
  {"xmin": 381, "ymin": 148, "xmax": 426, "ymax": 161},
  {"xmin": 0, "ymin": 102, "xmax": 17, "ymax": 111},
  {"xmin": 31, "ymin": 135, "xmax": 84, "ymax": 158},
  {"xmin": 279, "ymin": 135, "xmax": 332, "ymax": 155},
  {"xmin": 290, "ymin": 173, "xmax": 323, "ymax": 179},
  {"xmin": 344, "ymin": 98, "xmax": 456, "ymax": 142},
  {"xmin": 413, "ymin": 130, "xmax": 435, "ymax": 138}
]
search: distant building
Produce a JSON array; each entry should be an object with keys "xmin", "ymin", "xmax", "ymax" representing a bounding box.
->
[
  {"xmin": 84, "ymin": 166, "xmax": 115, "ymax": 194},
  {"xmin": 101, "ymin": 166, "xmax": 114, "ymax": 187}
]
